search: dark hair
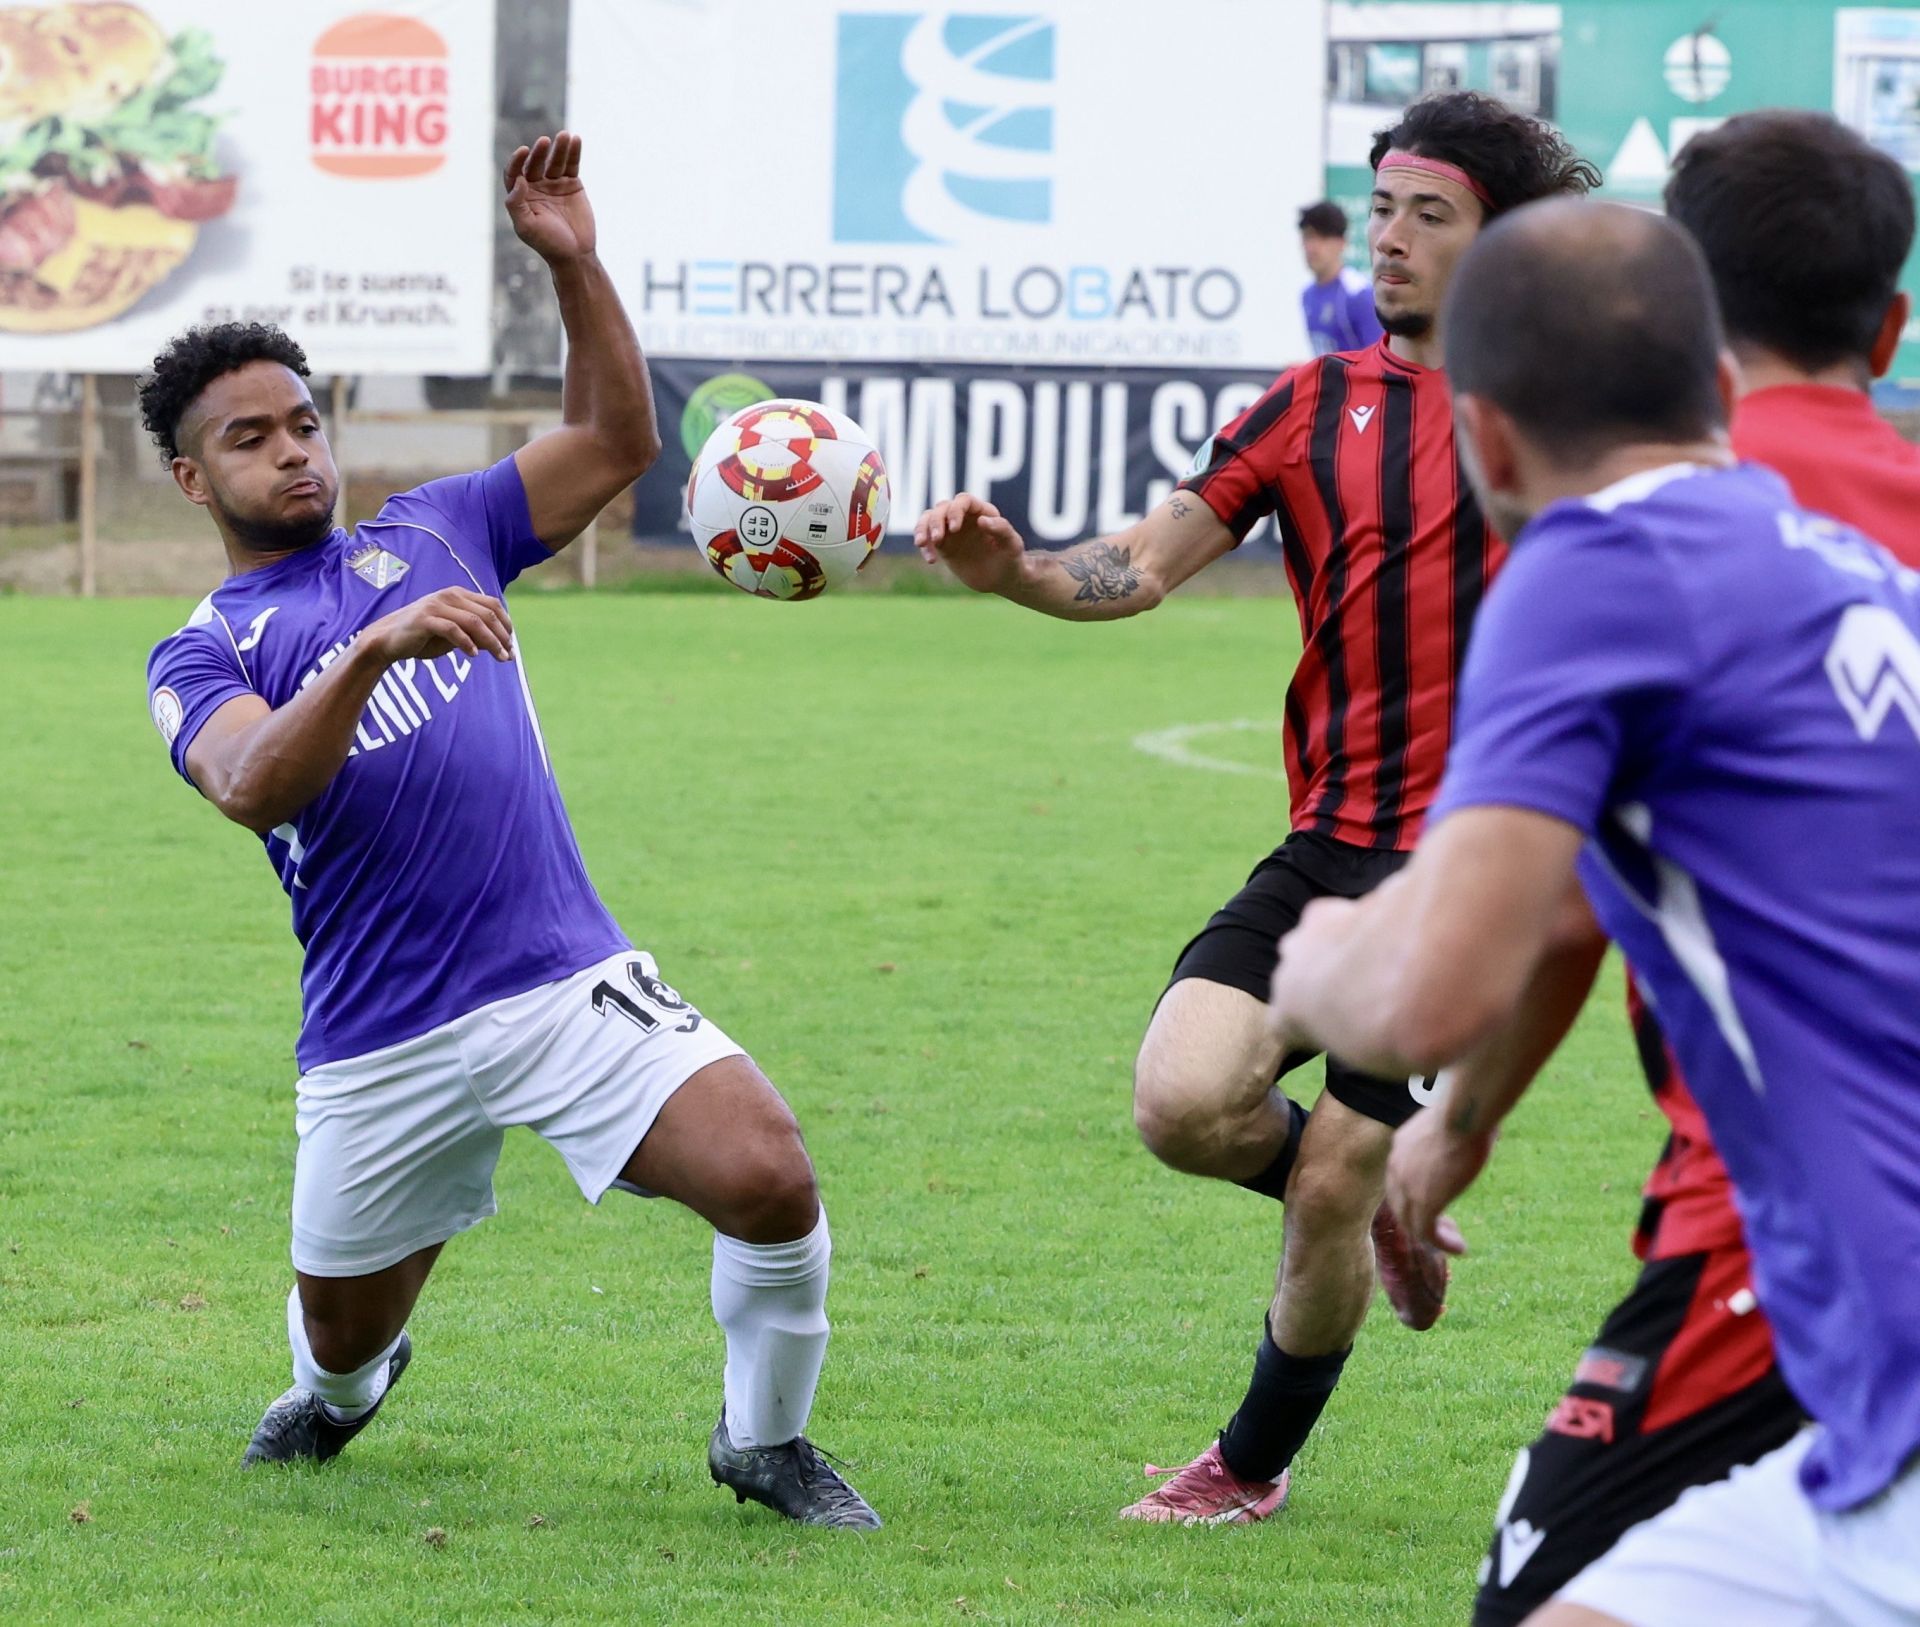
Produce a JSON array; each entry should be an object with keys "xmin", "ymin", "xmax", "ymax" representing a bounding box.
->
[
  {"xmin": 1664, "ymin": 110, "xmax": 1915, "ymax": 374},
  {"xmin": 1368, "ymin": 90, "xmax": 1599, "ymax": 218},
  {"xmin": 1298, "ymin": 200, "xmax": 1348, "ymax": 238},
  {"xmin": 137, "ymin": 322, "xmax": 311, "ymax": 464},
  {"xmin": 1446, "ymin": 199, "xmax": 1725, "ymax": 462}
]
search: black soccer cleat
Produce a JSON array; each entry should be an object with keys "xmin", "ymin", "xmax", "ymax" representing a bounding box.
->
[
  {"xmin": 242, "ymin": 1332, "xmax": 413, "ymax": 1467},
  {"xmin": 707, "ymin": 1414, "xmax": 882, "ymax": 1529}
]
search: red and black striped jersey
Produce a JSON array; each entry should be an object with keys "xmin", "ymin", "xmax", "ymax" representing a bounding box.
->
[
  {"xmin": 1628, "ymin": 985, "xmax": 1747, "ymax": 1260},
  {"xmin": 1179, "ymin": 337, "xmax": 1504, "ymax": 851}
]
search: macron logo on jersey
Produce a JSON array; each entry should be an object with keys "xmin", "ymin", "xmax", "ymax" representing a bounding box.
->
[
  {"xmin": 1497, "ymin": 1518, "xmax": 1548, "ymax": 1588},
  {"xmin": 1347, "ymin": 404, "xmax": 1376, "ymax": 435}
]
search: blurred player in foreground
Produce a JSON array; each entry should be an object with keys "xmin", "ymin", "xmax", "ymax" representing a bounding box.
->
[
  {"xmin": 1274, "ymin": 199, "xmax": 1920, "ymax": 1625},
  {"xmin": 917, "ymin": 91, "xmax": 1596, "ymax": 1525},
  {"xmin": 140, "ymin": 132, "xmax": 878, "ymax": 1528},
  {"xmin": 1472, "ymin": 107, "xmax": 1920, "ymax": 1626},
  {"xmin": 1298, "ymin": 200, "xmax": 1383, "ymax": 357}
]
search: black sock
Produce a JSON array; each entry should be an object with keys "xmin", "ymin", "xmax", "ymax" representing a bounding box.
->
[
  {"xmin": 1233, "ymin": 1096, "xmax": 1309, "ymax": 1204},
  {"xmin": 1216, "ymin": 1326, "xmax": 1350, "ymax": 1482}
]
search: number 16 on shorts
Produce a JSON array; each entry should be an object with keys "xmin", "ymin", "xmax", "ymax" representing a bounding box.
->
[{"xmin": 593, "ymin": 957, "xmax": 703, "ymax": 1036}]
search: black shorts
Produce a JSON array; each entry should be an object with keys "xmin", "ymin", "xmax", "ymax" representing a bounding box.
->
[
  {"xmin": 1472, "ymin": 1245, "xmax": 1805, "ymax": 1627},
  {"xmin": 1167, "ymin": 830, "xmax": 1428, "ymax": 1129}
]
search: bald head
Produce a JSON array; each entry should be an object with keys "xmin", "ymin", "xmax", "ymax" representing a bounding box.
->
[{"xmin": 1445, "ymin": 199, "xmax": 1726, "ymax": 465}]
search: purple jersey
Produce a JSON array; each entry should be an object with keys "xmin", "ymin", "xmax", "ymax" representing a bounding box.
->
[
  {"xmin": 1300, "ymin": 266, "xmax": 1382, "ymax": 357},
  {"xmin": 1433, "ymin": 461, "xmax": 1920, "ymax": 1512},
  {"xmin": 146, "ymin": 457, "xmax": 629, "ymax": 1071}
]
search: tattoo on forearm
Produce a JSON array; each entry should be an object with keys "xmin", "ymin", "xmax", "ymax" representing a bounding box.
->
[
  {"xmin": 1448, "ymin": 1097, "xmax": 1480, "ymax": 1135},
  {"xmin": 1060, "ymin": 542, "xmax": 1142, "ymax": 603},
  {"xmin": 1169, "ymin": 494, "xmax": 1192, "ymax": 520}
]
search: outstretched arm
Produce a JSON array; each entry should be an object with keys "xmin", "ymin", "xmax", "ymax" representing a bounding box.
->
[
  {"xmin": 505, "ymin": 132, "xmax": 662, "ymax": 549},
  {"xmin": 913, "ymin": 487, "xmax": 1237, "ymax": 621}
]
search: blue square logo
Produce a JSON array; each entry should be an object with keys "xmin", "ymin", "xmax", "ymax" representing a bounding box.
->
[{"xmin": 833, "ymin": 13, "xmax": 1056, "ymax": 244}]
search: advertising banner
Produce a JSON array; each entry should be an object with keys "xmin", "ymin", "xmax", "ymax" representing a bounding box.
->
[
  {"xmin": 0, "ymin": 0, "xmax": 496, "ymax": 373},
  {"xmin": 569, "ymin": 0, "xmax": 1327, "ymax": 372},
  {"xmin": 641, "ymin": 357, "xmax": 1286, "ymax": 551}
]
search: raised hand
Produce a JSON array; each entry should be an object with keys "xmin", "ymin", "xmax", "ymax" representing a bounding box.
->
[
  {"xmin": 505, "ymin": 131, "xmax": 593, "ymax": 264},
  {"xmin": 914, "ymin": 492, "xmax": 1028, "ymax": 596},
  {"xmin": 365, "ymin": 587, "xmax": 514, "ymax": 664}
]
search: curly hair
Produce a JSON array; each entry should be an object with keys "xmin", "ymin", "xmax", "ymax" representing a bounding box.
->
[
  {"xmin": 137, "ymin": 322, "xmax": 311, "ymax": 464},
  {"xmin": 1369, "ymin": 91, "xmax": 1600, "ymax": 218}
]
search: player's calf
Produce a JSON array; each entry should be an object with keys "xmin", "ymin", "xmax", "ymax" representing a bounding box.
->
[
  {"xmin": 616, "ymin": 1055, "xmax": 877, "ymax": 1525},
  {"xmin": 1270, "ymin": 1109, "xmax": 1391, "ymax": 1354}
]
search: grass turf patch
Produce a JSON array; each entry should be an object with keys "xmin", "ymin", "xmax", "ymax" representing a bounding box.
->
[{"xmin": 0, "ymin": 593, "xmax": 1656, "ymax": 1623}]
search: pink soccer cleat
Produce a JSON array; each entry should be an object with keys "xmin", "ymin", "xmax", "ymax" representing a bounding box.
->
[
  {"xmin": 1118, "ymin": 1442, "xmax": 1290, "ymax": 1525},
  {"xmin": 1371, "ymin": 1201, "xmax": 1458, "ymax": 1331}
]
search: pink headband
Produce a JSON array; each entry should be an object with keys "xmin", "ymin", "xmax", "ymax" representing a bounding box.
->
[{"xmin": 1378, "ymin": 149, "xmax": 1495, "ymax": 211}]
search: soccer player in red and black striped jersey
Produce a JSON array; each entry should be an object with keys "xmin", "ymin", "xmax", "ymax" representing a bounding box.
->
[
  {"xmin": 915, "ymin": 91, "xmax": 1597, "ymax": 1525},
  {"xmin": 1468, "ymin": 110, "xmax": 1920, "ymax": 1625}
]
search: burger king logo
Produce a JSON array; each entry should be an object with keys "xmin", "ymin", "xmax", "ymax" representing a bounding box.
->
[{"xmin": 310, "ymin": 13, "xmax": 449, "ymax": 179}]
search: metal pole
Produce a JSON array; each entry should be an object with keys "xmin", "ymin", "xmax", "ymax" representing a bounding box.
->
[
  {"xmin": 78, "ymin": 374, "xmax": 98, "ymax": 597},
  {"xmin": 331, "ymin": 374, "xmax": 349, "ymax": 524}
]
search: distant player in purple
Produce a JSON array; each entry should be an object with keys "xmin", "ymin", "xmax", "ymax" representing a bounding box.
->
[
  {"xmin": 1268, "ymin": 201, "xmax": 1920, "ymax": 1623},
  {"xmin": 141, "ymin": 131, "xmax": 878, "ymax": 1529},
  {"xmin": 1298, "ymin": 200, "xmax": 1383, "ymax": 356}
]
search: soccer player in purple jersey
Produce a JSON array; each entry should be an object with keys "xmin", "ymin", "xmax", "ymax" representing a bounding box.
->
[
  {"xmin": 140, "ymin": 132, "xmax": 879, "ymax": 1529},
  {"xmin": 1269, "ymin": 200, "xmax": 1920, "ymax": 1622}
]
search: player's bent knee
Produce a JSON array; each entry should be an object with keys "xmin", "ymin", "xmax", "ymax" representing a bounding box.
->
[
  {"xmin": 1131, "ymin": 1071, "xmax": 1216, "ymax": 1170},
  {"xmin": 708, "ymin": 1132, "xmax": 819, "ymax": 1243},
  {"xmin": 1132, "ymin": 1049, "xmax": 1265, "ymax": 1173}
]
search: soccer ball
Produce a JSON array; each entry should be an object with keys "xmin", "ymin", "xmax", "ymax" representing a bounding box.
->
[{"xmin": 686, "ymin": 399, "xmax": 890, "ymax": 599}]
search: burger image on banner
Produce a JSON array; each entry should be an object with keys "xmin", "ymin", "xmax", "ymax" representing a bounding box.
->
[{"xmin": 0, "ymin": 3, "xmax": 236, "ymax": 332}]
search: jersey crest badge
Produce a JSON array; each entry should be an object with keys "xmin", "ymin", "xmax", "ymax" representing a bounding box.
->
[
  {"xmin": 1347, "ymin": 403, "xmax": 1376, "ymax": 435},
  {"xmin": 346, "ymin": 543, "xmax": 409, "ymax": 589}
]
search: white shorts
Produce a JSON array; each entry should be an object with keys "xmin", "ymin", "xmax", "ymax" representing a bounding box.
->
[
  {"xmin": 290, "ymin": 950, "xmax": 744, "ymax": 1276},
  {"xmin": 1562, "ymin": 1431, "xmax": 1920, "ymax": 1627}
]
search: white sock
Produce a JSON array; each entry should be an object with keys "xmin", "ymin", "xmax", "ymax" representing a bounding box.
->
[
  {"xmin": 287, "ymin": 1284, "xmax": 400, "ymax": 1423},
  {"xmin": 710, "ymin": 1210, "xmax": 831, "ymax": 1449}
]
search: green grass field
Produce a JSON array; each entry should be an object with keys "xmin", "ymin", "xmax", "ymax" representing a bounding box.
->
[{"xmin": 0, "ymin": 591, "xmax": 1660, "ymax": 1624}]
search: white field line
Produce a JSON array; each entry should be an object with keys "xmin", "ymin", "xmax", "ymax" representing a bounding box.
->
[{"xmin": 1130, "ymin": 718, "xmax": 1287, "ymax": 782}]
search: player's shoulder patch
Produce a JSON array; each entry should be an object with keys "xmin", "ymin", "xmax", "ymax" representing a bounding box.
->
[
  {"xmin": 1184, "ymin": 433, "xmax": 1220, "ymax": 480},
  {"xmin": 150, "ymin": 685, "xmax": 184, "ymax": 744}
]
